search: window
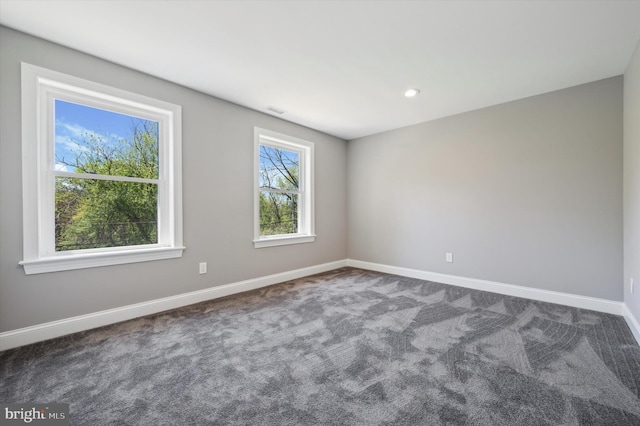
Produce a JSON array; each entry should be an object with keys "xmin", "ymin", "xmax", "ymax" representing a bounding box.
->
[
  {"xmin": 20, "ymin": 63, "xmax": 184, "ymax": 274},
  {"xmin": 254, "ymin": 128, "xmax": 315, "ymax": 248}
]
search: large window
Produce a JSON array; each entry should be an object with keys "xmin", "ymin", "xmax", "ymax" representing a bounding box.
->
[
  {"xmin": 20, "ymin": 63, "xmax": 184, "ymax": 274},
  {"xmin": 254, "ymin": 128, "xmax": 314, "ymax": 248}
]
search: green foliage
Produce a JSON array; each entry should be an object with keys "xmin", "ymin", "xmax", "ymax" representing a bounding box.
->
[
  {"xmin": 259, "ymin": 191, "xmax": 298, "ymax": 236},
  {"xmin": 55, "ymin": 122, "xmax": 159, "ymax": 251}
]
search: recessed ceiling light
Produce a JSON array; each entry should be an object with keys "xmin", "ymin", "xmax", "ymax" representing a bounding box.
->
[{"xmin": 404, "ymin": 89, "xmax": 420, "ymax": 98}]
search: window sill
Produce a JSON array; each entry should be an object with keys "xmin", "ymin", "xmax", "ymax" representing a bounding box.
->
[
  {"xmin": 253, "ymin": 234, "xmax": 316, "ymax": 249},
  {"xmin": 19, "ymin": 246, "xmax": 185, "ymax": 275}
]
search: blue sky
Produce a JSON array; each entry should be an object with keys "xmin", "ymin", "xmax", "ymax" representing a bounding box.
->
[{"xmin": 54, "ymin": 100, "xmax": 155, "ymax": 172}]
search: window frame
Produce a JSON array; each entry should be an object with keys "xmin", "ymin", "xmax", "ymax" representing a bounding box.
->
[
  {"xmin": 253, "ymin": 127, "xmax": 315, "ymax": 248},
  {"xmin": 20, "ymin": 63, "xmax": 184, "ymax": 274}
]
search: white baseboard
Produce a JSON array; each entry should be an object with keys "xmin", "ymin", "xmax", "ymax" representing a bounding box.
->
[
  {"xmin": 623, "ymin": 304, "xmax": 640, "ymax": 345},
  {"xmin": 3, "ymin": 258, "xmax": 637, "ymax": 352},
  {"xmin": 0, "ymin": 260, "xmax": 347, "ymax": 351},
  {"xmin": 350, "ymin": 258, "xmax": 638, "ymax": 345},
  {"xmin": 346, "ymin": 259, "xmax": 625, "ymax": 316}
]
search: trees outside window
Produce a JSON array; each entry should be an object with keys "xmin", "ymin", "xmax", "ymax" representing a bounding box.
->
[
  {"xmin": 259, "ymin": 145, "xmax": 300, "ymax": 236},
  {"xmin": 55, "ymin": 100, "xmax": 161, "ymax": 252},
  {"xmin": 254, "ymin": 128, "xmax": 315, "ymax": 248}
]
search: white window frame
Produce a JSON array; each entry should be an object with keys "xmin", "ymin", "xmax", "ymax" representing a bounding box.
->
[
  {"xmin": 20, "ymin": 63, "xmax": 184, "ymax": 274},
  {"xmin": 254, "ymin": 128, "xmax": 315, "ymax": 248}
]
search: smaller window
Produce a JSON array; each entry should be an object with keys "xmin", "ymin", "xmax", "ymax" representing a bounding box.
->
[{"xmin": 254, "ymin": 128, "xmax": 315, "ymax": 248}]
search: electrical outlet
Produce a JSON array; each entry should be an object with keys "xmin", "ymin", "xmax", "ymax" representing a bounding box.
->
[
  {"xmin": 631, "ymin": 277, "xmax": 635, "ymax": 294},
  {"xmin": 446, "ymin": 253, "xmax": 453, "ymax": 263},
  {"xmin": 199, "ymin": 262, "xmax": 207, "ymax": 275}
]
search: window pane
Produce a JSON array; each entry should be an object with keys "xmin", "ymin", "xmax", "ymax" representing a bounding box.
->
[
  {"xmin": 259, "ymin": 191, "xmax": 299, "ymax": 236},
  {"xmin": 259, "ymin": 145, "xmax": 299, "ymax": 191},
  {"xmin": 55, "ymin": 177, "xmax": 158, "ymax": 251},
  {"xmin": 54, "ymin": 99, "xmax": 159, "ymax": 179}
]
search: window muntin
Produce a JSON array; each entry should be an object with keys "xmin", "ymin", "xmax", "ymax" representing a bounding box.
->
[
  {"xmin": 254, "ymin": 128, "xmax": 314, "ymax": 248},
  {"xmin": 20, "ymin": 63, "xmax": 184, "ymax": 274}
]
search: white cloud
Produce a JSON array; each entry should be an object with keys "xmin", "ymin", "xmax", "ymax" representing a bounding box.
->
[
  {"xmin": 55, "ymin": 135, "xmax": 90, "ymax": 154},
  {"xmin": 56, "ymin": 120, "xmax": 104, "ymax": 141},
  {"xmin": 54, "ymin": 118, "xmax": 136, "ymax": 171}
]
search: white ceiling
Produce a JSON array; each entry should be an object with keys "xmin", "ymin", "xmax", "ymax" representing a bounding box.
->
[{"xmin": 1, "ymin": 1, "xmax": 639, "ymax": 140}]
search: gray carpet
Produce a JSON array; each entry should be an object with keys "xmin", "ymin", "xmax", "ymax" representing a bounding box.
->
[{"xmin": 1, "ymin": 267, "xmax": 640, "ymax": 425}]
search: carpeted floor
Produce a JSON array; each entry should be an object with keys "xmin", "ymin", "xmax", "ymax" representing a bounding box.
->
[{"xmin": 1, "ymin": 267, "xmax": 640, "ymax": 425}]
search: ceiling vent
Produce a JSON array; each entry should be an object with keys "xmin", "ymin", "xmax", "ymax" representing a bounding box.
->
[{"xmin": 266, "ymin": 106, "xmax": 286, "ymax": 115}]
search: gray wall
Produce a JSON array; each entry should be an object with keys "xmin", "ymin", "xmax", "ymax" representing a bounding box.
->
[
  {"xmin": 0, "ymin": 26, "xmax": 348, "ymax": 332},
  {"xmin": 348, "ymin": 77, "xmax": 623, "ymax": 300},
  {"xmin": 0, "ymin": 25, "xmax": 628, "ymax": 335},
  {"xmin": 624, "ymin": 39, "xmax": 640, "ymax": 320}
]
